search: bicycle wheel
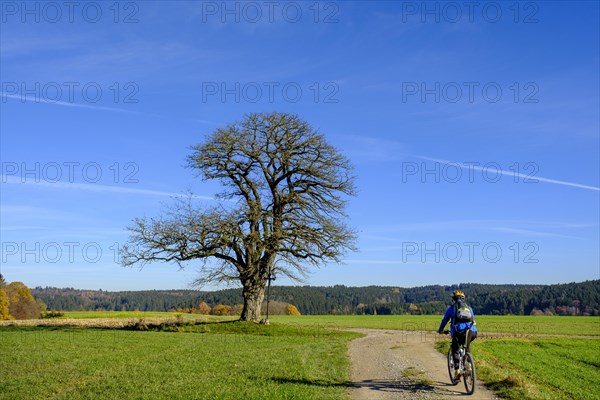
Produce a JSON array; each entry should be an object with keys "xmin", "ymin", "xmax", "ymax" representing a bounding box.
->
[
  {"xmin": 463, "ymin": 352, "xmax": 476, "ymax": 395},
  {"xmin": 447, "ymin": 348, "xmax": 458, "ymax": 385}
]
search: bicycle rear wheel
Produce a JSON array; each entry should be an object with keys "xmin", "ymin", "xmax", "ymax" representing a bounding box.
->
[
  {"xmin": 447, "ymin": 348, "xmax": 458, "ymax": 385},
  {"xmin": 463, "ymin": 352, "xmax": 476, "ymax": 395}
]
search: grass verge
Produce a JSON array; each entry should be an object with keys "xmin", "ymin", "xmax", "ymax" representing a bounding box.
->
[{"xmin": 435, "ymin": 337, "xmax": 600, "ymax": 400}]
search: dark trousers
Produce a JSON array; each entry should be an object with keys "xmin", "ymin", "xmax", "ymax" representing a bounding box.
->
[{"xmin": 451, "ymin": 329, "xmax": 477, "ymax": 368}]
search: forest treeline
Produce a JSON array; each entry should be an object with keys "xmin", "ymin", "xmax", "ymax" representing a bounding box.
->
[{"xmin": 31, "ymin": 280, "xmax": 600, "ymax": 316}]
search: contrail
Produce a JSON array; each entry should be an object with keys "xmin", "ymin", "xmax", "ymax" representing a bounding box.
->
[
  {"xmin": 1, "ymin": 92, "xmax": 219, "ymax": 123},
  {"xmin": 0, "ymin": 93, "xmax": 143, "ymax": 114},
  {"xmin": 1, "ymin": 175, "xmax": 216, "ymax": 200},
  {"xmin": 415, "ymin": 155, "xmax": 600, "ymax": 192}
]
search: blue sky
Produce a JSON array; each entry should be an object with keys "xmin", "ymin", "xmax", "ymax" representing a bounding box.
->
[{"xmin": 1, "ymin": 1, "xmax": 598, "ymax": 290}]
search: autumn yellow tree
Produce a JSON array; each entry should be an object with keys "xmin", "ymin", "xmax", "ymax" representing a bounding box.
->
[
  {"xmin": 0, "ymin": 289, "xmax": 10, "ymax": 320},
  {"xmin": 7, "ymin": 282, "xmax": 40, "ymax": 319},
  {"xmin": 0, "ymin": 273, "xmax": 10, "ymax": 320}
]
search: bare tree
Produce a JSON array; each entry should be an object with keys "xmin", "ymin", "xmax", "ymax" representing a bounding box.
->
[{"xmin": 121, "ymin": 112, "xmax": 356, "ymax": 321}]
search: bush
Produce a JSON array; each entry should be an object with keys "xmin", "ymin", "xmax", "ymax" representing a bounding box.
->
[
  {"xmin": 286, "ymin": 304, "xmax": 301, "ymax": 316},
  {"xmin": 262, "ymin": 301, "xmax": 302, "ymax": 316},
  {"xmin": 197, "ymin": 302, "xmax": 211, "ymax": 315},
  {"xmin": 210, "ymin": 304, "xmax": 232, "ymax": 316},
  {"xmin": 42, "ymin": 310, "xmax": 65, "ymax": 319}
]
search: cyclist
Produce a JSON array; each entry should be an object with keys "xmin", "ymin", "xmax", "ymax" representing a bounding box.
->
[{"xmin": 438, "ymin": 290, "xmax": 478, "ymax": 381}]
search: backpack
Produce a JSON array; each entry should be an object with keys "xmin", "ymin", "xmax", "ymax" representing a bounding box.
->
[{"xmin": 454, "ymin": 299, "xmax": 472, "ymax": 324}]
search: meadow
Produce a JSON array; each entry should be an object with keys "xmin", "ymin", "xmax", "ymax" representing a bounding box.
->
[
  {"xmin": 436, "ymin": 337, "xmax": 600, "ymax": 400},
  {"xmin": 1, "ymin": 313, "xmax": 598, "ymax": 399},
  {"xmin": 0, "ymin": 322, "xmax": 358, "ymax": 400},
  {"xmin": 268, "ymin": 314, "xmax": 599, "ymax": 336},
  {"xmin": 56, "ymin": 312, "xmax": 599, "ymax": 336},
  {"xmin": 476, "ymin": 338, "xmax": 600, "ymax": 400},
  {"xmin": 280, "ymin": 314, "xmax": 600, "ymax": 399}
]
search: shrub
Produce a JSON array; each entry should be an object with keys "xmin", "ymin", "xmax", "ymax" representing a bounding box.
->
[
  {"xmin": 42, "ymin": 310, "xmax": 65, "ymax": 319},
  {"xmin": 286, "ymin": 304, "xmax": 301, "ymax": 316},
  {"xmin": 197, "ymin": 302, "xmax": 211, "ymax": 315},
  {"xmin": 210, "ymin": 304, "xmax": 232, "ymax": 316}
]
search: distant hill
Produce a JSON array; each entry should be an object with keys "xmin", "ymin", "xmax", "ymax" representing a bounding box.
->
[{"xmin": 32, "ymin": 280, "xmax": 600, "ymax": 316}]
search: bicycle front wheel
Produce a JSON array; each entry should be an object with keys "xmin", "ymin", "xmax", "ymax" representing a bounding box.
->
[
  {"xmin": 463, "ymin": 352, "xmax": 476, "ymax": 395},
  {"xmin": 447, "ymin": 348, "xmax": 458, "ymax": 385}
]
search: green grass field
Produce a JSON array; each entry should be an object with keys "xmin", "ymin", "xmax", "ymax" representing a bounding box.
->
[
  {"xmin": 474, "ymin": 338, "xmax": 600, "ymax": 400},
  {"xmin": 435, "ymin": 337, "xmax": 600, "ymax": 400},
  {"xmin": 2, "ymin": 313, "xmax": 598, "ymax": 399},
  {"xmin": 56, "ymin": 312, "xmax": 599, "ymax": 336},
  {"xmin": 270, "ymin": 314, "xmax": 600, "ymax": 336},
  {"xmin": 0, "ymin": 322, "xmax": 359, "ymax": 400}
]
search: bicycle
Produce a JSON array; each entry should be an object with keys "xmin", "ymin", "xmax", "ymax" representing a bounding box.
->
[{"xmin": 443, "ymin": 326, "xmax": 476, "ymax": 395}]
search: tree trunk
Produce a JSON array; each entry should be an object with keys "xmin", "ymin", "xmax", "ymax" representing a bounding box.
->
[{"xmin": 240, "ymin": 282, "xmax": 265, "ymax": 322}]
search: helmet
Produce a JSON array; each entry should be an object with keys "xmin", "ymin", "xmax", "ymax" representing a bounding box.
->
[{"xmin": 452, "ymin": 290, "xmax": 465, "ymax": 300}]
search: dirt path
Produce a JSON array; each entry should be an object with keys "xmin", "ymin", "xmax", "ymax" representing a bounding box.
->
[{"xmin": 347, "ymin": 329, "xmax": 499, "ymax": 400}]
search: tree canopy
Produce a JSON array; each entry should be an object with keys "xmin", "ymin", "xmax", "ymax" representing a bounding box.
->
[
  {"xmin": 122, "ymin": 112, "xmax": 357, "ymax": 321},
  {"xmin": 5, "ymin": 281, "xmax": 40, "ymax": 320},
  {"xmin": 0, "ymin": 289, "xmax": 10, "ymax": 320}
]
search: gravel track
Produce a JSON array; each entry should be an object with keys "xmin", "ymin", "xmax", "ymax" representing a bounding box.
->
[{"xmin": 347, "ymin": 329, "xmax": 499, "ymax": 400}]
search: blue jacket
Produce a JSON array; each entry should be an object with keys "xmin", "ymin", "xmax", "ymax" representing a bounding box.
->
[{"xmin": 438, "ymin": 304, "xmax": 478, "ymax": 337}]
